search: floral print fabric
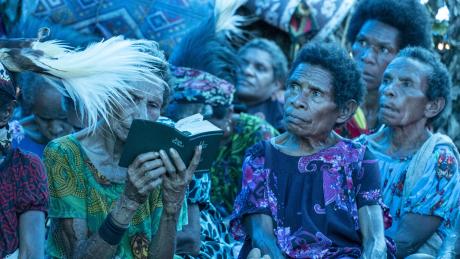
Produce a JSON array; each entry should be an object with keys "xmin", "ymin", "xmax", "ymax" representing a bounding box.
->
[
  {"xmin": 362, "ymin": 136, "xmax": 460, "ymax": 239},
  {"xmin": 230, "ymin": 140, "xmax": 385, "ymax": 258},
  {"xmin": 180, "ymin": 172, "xmax": 233, "ymax": 258},
  {"xmin": 170, "ymin": 66, "xmax": 235, "ymax": 107},
  {"xmin": 210, "ymin": 113, "xmax": 279, "ymax": 216}
]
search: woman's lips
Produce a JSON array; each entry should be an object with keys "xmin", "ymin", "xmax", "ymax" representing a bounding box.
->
[
  {"xmin": 362, "ymin": 71, "xmax": 376, "ymax": 82},
  {"xmin": 285, "ymin": 113, "xmax": 308, "ymax": 124},
  {"xmin": 237, "ymin": 77, "xmax": 254, "ymax": 88},
  {"xmin": 380, "ymin": 103, "xmax": 398, "ymax": 115}
]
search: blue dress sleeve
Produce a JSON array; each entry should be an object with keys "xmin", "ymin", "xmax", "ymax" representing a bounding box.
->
[{"xmin": 403, "ymin": 144, "xmax": 460, "ymax": 227}]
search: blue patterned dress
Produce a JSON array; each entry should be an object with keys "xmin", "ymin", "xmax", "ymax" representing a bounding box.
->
[
  {"xmin": 180, "ymin": 171, "xmax": 233, "ymax": 258},
  {"xmin": 360, "ymin": 129, "xmax": 460, "ymax": 250}
]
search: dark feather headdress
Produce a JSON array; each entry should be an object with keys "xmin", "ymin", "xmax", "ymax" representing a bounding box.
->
[{"xmin": 169, "ymin": 0, "xmax": 248, "ymax": 85}]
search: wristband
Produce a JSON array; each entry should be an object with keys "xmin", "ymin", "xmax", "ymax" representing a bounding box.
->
[{"xmin": 98, "ymin": 213, "xmax": 128, "ymax": 245}]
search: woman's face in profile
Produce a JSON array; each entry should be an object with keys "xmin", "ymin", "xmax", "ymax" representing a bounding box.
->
[
  {"xmin": 283, "ymin": 63, "xmax": 340, "ymax": 139},
  {"xmin": 112, "ymin": 81, "xmax": 164, "ymax": 142}
]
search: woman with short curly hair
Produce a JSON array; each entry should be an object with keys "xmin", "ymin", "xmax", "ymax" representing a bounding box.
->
[
  {"xmin": 359, "ymin": 47, "xmax": 460, "ymax": 258},
  {"xmin": 230, "ymin": 43, "xmax": 395, "ymax": 258}
]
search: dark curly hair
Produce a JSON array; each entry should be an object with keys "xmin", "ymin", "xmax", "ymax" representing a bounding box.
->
[
  {"xmin": 290, "ymin": 42, "xmax": 365, "ymax": 111},
  {"xmin": 397, "ymin": 47, "xmax": 451, "ymax": 124},
  {"xmin": 347, "ymin": 0, "xmax": 432, "ymax": 49}
]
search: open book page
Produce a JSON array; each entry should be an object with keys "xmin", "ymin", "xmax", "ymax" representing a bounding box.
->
[{"xmin": 175, "ymin": 113, "xmax": 222, "ymax": 136}]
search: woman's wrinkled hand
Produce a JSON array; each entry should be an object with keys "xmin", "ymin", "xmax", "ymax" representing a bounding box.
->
[
  {"xmin": 124, "ymin": 152, "xmax": 166, "ymax": 204},
  {"xmin": 247, "ymin": 248, "xmax": 271, "ymax": 259},
  {"xmin": 159, "ymin": 146, "xmax": 202, "ymax": 215}
]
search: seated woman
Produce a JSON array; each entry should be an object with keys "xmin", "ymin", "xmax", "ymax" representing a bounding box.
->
[
  {"xmin": 235, "ymin": 38, "xmax": 288, "ymax": 132},
  {"xmin": 0, "ymin": 63, "xmax": 49, "ymax": 258},
  {"xmin": 165, "ymin": 66, "xmax": 236, "ymax": 258},
  {"xmin": 166, "ymin": 66, "xmax": 279, "ymax": 257},
  {"xmin": 358, "ymin": 47, "xmax": 460, "ymax": 258},
  {"xmin": 14, "ymin": 73, "xmax": 75, "ymax": 157},
  {"xmin": 230, "ymin": 43, "xmax": 394, "ymax": 258},
  {"xmin": 165, "ymin": 7, "xmax": 279, "ymax": 256},
  {"xmin": 40, "ymin": 40, "xmax": 201, "ymax": 258},
  {"xmin": 167, "ymin": 8, "xmax": 279, "ymax": 220}
]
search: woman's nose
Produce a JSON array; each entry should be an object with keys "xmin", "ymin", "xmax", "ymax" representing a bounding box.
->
[
  {"xmin": 134, "ymin": 103, "xmax": 149, "ymax": 120},
  {"xmin": 48, "ymin": 120, "xmax": 64, "ymax": 135},
  {"xmin": 290, "ymin": 94, "xmax": 307, "ymax": 110},
  {"xmin": 361, "ymin": 47, "xmax": 377, "ymax": 65},
  {"xmin": 381, "ymin": 83, "xmax": 396, "ymax": 98}
]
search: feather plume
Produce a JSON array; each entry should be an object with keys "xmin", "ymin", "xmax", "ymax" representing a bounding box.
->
[
  {"xmin": 214, "ymin": 0, "xmax": 248, "ymax": 39},
  {"xmin": 0, "ymin": 36, "xmax": 167, "ymax": 132},
  {"xmin": 169, "ymin": 16, "xmax": 239, "ymax": 84},
  {"xmin": 31, "ymin": 40, "xmax": 72, "ymax": 57}
]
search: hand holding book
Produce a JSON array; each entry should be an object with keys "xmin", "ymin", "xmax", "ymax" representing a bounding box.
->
[
  {"xmin": 119, "ymin": 114, "xmax": 223, "ymax": 172},
  {"xmin": 158, "ymin": 146, "xmax": 202, "ymax": 214}
]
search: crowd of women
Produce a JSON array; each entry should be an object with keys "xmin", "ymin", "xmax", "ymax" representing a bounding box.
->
[{"xmin": 0, "ymin": 0, "xmax": 459, "ymax": 258}]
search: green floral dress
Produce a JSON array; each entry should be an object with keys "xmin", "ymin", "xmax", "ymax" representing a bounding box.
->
[
  {"xmin": 210, "ymin": 113, "xmax": 279, "ymax": 216},
  {"xmin": 44, "ymin": 135, "xmax": 187, "ymax": 259}
]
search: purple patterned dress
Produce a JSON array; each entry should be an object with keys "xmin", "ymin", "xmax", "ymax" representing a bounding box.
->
[{"xmin": 230, "ymin": 140, "xmax": 391, "ymax": 258}]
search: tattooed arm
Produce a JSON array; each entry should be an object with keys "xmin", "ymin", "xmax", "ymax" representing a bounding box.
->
[
  {"xmin": 55, "ymin": 218, "xmax": 117, "ymax": 259},
  {"xmin": 149, "ymin": 147, "xmax": 201, "ymax": 258},
  {"xmin": 53, "ymin": 194, "xmax": 140, "ymax": 259},
  {"xmin": 51, "ymin": 151, "xmax": 169, "ymax": 259},
  {"xmin": 176, "ymin": 203, "xmax": 201, "ymax": 256}
]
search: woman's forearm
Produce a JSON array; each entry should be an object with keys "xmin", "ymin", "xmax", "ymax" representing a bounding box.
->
[
  {"xmin": 19, "ymin": 211, "xmax": 46, "ymax": 259},
  {"xmin": 175, "ymin": 203, "xmax": 201, "ymax": 256},
  {"xmin": 149, "ymin": 210, "xmax": 180, "ymax": 259},
  {"xmin": 358, "ymin": 205, "xmax": 386, "ymax": 259},
  {"xmin": 69, "ymin": 195, "xmax": 140, "ymax": 259},
  {"xmin": 73, "ymin": 231, "xmax": 118, "ymax": 259},
  {"xmin": 362, "ymin": 238, "xmax": 386, "ymax": 259},
  {"xmin": 394, "ymin": 213, "xmax": 441, "ymax": 258},
  {"xmin": 244, "ymin": 214, "xmax": 285, "ymax": 259},
  {"xmin": 251, "ymin": 230, "xmax": 285, "ymax": 258}
]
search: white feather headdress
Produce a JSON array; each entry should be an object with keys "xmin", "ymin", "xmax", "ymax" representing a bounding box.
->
[
  {"xmin": 0, "ymin": 36, "xmax": 168, "ymax": 132},
  {"xmin": 214, "ymin": 0, "xmax": 248, "ymax": 39}
]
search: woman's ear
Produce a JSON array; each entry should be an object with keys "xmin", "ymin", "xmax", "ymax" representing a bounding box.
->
[
  {"xmin": 425, "ymin": 97, "xmax": 445, "ymax": 119},
  {"xmin": 336, "ymin": 100, "xmax": 358, "ymax": 124}
]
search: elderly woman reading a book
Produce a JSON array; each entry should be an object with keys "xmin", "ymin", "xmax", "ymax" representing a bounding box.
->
[
  {"xmin": 43, "ymin": 40, "xmax": 201, "ymax": 259},
  {"xmin": 230, "ymin": 43, "xmax": 395, "ymax": 259}
]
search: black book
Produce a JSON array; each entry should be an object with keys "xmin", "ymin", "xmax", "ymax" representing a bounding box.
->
[{"xmin": 119, "ymin": 114, "xmax": 224, "ymax": 172}]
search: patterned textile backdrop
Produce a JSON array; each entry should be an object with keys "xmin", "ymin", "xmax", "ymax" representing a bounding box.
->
[{"xmin": 30, "ymin": 0, "xmax": 213, "ymax": 54}]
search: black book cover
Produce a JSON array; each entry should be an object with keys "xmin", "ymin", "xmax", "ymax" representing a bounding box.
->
[{"xmin": 119, "ymin": 119, "xmax": 223, "ymax": 172}]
